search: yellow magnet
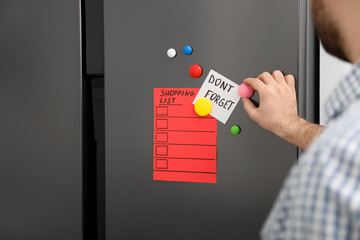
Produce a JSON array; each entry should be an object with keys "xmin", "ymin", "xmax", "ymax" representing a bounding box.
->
[{"xmin": 194, "ymin": 98, "xmax": 212, "ymax": 117}]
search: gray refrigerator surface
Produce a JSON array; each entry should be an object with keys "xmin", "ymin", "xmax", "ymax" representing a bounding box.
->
[
  {"xmin": 105, "ymin": 0, "xmax": 316, "ymax": 239},
  {"xmin": 0, "ymin": 1, "xmax": 82, "ymax": 239}
]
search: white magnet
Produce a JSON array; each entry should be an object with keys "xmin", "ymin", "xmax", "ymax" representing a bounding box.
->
[{"xmin": 167, "ymin": 48, "xmax": 177, "ymax": 58}]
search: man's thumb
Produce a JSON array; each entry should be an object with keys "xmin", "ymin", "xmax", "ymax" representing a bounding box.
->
[{"xmin": 242, "ymin": 98, "xmax": 257, "ymax": 120}]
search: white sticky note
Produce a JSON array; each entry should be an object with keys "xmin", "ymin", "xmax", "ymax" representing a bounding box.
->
[{"xmin": 193, "ymin": 69, "xmax": 240, "ymax": 124}]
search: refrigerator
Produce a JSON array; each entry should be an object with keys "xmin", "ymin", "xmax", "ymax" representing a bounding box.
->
[
  {"xmin": 104, "ymin": 0, "xmax": 318, "ymax": 239},
  {"xmin": 0, "ymin": 0, "xmax": 318, "ymax": 239}
]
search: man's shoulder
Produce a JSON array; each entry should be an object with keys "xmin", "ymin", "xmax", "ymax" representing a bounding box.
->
[
  {"xmin": 324, "ymin": 98, "xmax": 360, "ymax": 138},
  {"xmin": 281, "ymin": 101, "xmax": 360, "ymax": 240},
  {"xmin": 308, "ymin": 98, "xmax": 360, "ymax": 158}
]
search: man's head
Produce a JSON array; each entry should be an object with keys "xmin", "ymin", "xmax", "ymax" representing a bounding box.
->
[{"xmin": 310, "ymin": 0, "xmax": 360, "ymax": 63}]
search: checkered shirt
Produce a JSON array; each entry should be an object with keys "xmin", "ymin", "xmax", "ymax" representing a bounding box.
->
[{"xmin": 261, "ymin": 61, "xmax": 360, "ymax": 240}]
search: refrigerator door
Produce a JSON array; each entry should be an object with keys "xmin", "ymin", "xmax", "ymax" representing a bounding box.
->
[
  {"xmin": 104, "ymin": 0, "xmax": 313, "ymax": 239},
  {"xmin": 0, "ymin": 1, "xmax": 82, "ymax": 239}
]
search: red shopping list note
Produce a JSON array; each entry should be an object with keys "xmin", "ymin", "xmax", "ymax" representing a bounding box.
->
[{"xmin": 153, "ymin": 88, "xmax": 217, "ymax": 183}]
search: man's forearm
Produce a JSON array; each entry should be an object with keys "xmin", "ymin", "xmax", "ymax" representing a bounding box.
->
[{"xmin": 279, "ymin": 118, "xmax": 324, "ymax": 150}]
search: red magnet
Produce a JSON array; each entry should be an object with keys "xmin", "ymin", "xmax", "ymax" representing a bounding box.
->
[
  {"xmin": 189, "ymin": 64, "xmax": 203, "ymax": 78},
  {"xmin": 238, "ymin": 83, "xmax": 254, "ymax": 98}
]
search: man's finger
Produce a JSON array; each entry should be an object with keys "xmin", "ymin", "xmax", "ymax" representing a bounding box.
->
[
  {"xmin": 258, "ymin": 71, "xmax": 274, "ymax": 84},
  {"xmin": 284, "ymin": 75, "xmax": 295, "ymax": 88},
  {"xmin": 242, "ymin": 98, "xmax": 258, "ymax": 120},
  {"xmin": 243, "ymin": 78, "xmax": 265, "ymax": 92},
  {"xmin": 272, "ymin": 70, "xmax": 286, "ymax": 84}
]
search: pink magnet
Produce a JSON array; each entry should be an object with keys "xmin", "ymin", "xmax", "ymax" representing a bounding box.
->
[{"xmin": 238, "ymin": 83, "xmax": 254, "ymax": 98}]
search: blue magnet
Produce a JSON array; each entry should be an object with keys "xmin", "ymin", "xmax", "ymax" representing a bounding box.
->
[{"xmin": 183, "ymin": 45, "xmax": 193, "ymax": 55}]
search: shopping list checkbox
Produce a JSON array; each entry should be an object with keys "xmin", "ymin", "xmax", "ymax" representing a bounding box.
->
[{"xmin": 193, "ymin": 69, "xmax": 240, "ymax": 124}]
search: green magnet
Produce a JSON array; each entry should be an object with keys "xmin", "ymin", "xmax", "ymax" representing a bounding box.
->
[{"xmin": 231, "ymin": 125, "xmax": 241, "ymax": 135}]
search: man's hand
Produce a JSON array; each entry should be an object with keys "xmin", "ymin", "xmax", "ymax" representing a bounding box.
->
[{"xmin": 242, "ymin": 70, "xmax": 323, "ymax": 150}]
